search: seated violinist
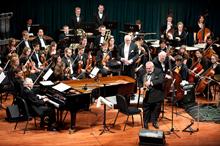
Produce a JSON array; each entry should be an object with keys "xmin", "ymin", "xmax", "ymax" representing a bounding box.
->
[
  {"xmin": 72, "ymin": 45, "xmax": 88, "ymax": 79},
  {"xmin": 96, "ymin": 41, "xmax": 112, "ymax": 77}
]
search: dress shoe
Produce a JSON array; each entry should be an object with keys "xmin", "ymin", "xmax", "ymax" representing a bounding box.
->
[
  {"xmin": 152, "ymin": 122, "xmax": 159, "ymax": 129},
  {"xmin": 47, "ymin": 126, "xmax": 57, "ymax": 131},
  {"xmin": 144, "ymin": 123, "xmax": 148, "ymax": 129}
]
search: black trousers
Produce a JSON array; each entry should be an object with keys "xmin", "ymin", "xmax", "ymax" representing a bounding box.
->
[{"xmin": 142, "ymin": 101, "xmax": 162, "ymax": 125}]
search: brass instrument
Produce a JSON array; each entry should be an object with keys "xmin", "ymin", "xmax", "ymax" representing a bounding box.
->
[
  {"xmin": 76, "ymin": 29, "xmax": 86, "ymax": 37},
  {"xmin": 104, "ymin": 29, "xmax": 111, "ymax": 42},
  {"xmin": 142, "ymin": 73, "xmax": 150, "ymax": 99}
]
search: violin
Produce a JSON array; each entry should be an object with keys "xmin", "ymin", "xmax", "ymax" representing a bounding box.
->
[{"xmin": 85, "ymin": 52, "xmax": 93, "ymax": 72}]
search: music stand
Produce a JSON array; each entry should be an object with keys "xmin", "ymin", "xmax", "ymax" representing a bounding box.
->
[
  {"xmin": 124, "ymin": 23, "xmax": 139, "ymax": 33},
  {"xmin": 103, "ymin": 21, "xmax": 117, "ymax": 30},
  {"xmin": 83, "ymin": 22, "xmax": 96, "ymax": 34},
  {"xmin": 99, "ymin": 84, "xmax": 114, "ymax": 135},
  {"xmin": 0, "ymin": 12, "xmax": 13, "ymax": 39}
]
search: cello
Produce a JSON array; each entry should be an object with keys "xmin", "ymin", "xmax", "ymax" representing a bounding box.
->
[{"xmin": 195, "ymin": 67, "xmax": 215, "ymax": 94}]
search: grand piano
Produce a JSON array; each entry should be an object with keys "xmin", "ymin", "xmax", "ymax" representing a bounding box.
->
[{"xmin": 40, "ymin": 76, "xmax": 136, "ymax": 132}]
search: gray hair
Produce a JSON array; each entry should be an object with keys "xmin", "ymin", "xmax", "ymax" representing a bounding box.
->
[{"xmin": 23, "ymin": 77, "xmax": 33, "ymax": 87}]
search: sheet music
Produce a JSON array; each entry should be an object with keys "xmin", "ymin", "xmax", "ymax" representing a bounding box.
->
[
  {"xmin": 39, "ymin": 80, "xmax": 54, "ymax": 86},
  {"xmin": 89, "ymin": 67, "xmax": 100, "ymax": 78},
  {"xmin": 43, "ymin": 68, "xmax": 53, "ymax": 81},
  {"xmin": 0, "ymin": 72, "xmax": 6, "ymax": 84},
  {"xmin": 52, "ymin": 82, "xmax": 71, "ymax": 92}
]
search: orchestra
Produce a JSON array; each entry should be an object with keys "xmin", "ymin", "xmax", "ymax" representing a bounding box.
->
[{"xmin": 1, "ymin": 3, "xmax": 220, "ymax": 134}]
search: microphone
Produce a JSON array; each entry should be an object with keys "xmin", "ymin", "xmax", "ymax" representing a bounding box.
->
[{"xmin": 82, "ymin": 84, "xmax": 88, "ymax": 90}]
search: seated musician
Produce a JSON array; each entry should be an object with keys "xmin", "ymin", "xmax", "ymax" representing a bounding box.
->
[
  {"xmin": 173, "ymin": 21, "xmax": 187, "ymax": 47},
  {"xmin": 96, "ymin": 41, "xmax": 112, "ymax": 77},
  {"xmin": 200, "ymin": 54, "xmax": 220, "ymax": 99},
  {"xmin": 46, "ymin": 41, "xmax": 58, "ymax": 60},
  {"xmin": 31, "ymin": 42, "xmax": 43, "ymax": 69},
  {"xmin": 189, "ymin": 50, "xmax": 210, "ymax": 83},
  {"xmin": 22, "ymin": 77, "xmax": 57, "ymax": 131},
  {"xmin": 58, "ymin": 25, "xmax": 73, "ymax": 51},
  {"xmin": 176, "ymin": 45, "xmax": 192, "ymax": 68},
  {"xmin": 173, "ymin": 55, "xmax": 189, "ymax": 81},
  {"xmin": 72, "ymin": 45, "xmax": 88, "ymax": 79},
  {"xmin": 156, "ymin": 38, "xmax": 168, "ymax": 55},
  {"xmin": 204, "ymin": 36, "xmax": 219, "ymax": 57},
  {"xmin": 34, "ymin": 28, "xmax": 49, "ymax": 50},
  {"xmin": 50, "ymin": 54, "xmax": 66, "ymax": 81},
  {"xmin": 62, "ymin": 47, "xmax": 74, "ymax": 79}
]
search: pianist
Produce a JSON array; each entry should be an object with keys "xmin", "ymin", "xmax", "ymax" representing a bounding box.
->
[{"xmin": 22, "ymin": 77, "xmax": 57, "ymax": 131}]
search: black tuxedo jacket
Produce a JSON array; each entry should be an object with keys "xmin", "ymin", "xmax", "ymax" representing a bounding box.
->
[
  {"xmin": 117, "ymin": 42, "xmax": 139, "ymax": 63},
  {"xmin": 72, "ymin": 15, "xmax": 84, "ymax": 29},
  {"xmin": 143, "ymin": 67, "xmax": 165, "ymax": 103},
  {"xmin": 94, "ymin": 12, "xmax": 108, "ymax": 28}
]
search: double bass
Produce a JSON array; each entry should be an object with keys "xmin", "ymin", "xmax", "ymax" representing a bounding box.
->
[{"xmin": 197, "ymin": 25, "xmax": 211, "ymax": 43}]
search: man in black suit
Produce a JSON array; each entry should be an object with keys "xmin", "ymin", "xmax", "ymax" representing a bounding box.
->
[
  {"xmin": 142, "ymin": 61, "xmax": 165, "ymax": 129},
  {"xmin": 22, "ymin": 78, "xmax": 57, "ymax": 131},
  {"xmin": 72, "ymin": 7, "xmax": 84, "ymax": 29},
  {"xmin": 117, "ymin": 35, "xmax": 139, "ymax": 78},
  {"xmin": 94, "ymin": 4, "xmax": 108, "ymax": 28}
]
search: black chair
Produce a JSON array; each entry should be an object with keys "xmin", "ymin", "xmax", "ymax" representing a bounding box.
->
[
  {"xmin": 14, "ymin": 96, "xmax": 37, "ymax": 134},
  {"xmin": 113, "ymin": 94, "xmax": 143, "ymax": 131}
]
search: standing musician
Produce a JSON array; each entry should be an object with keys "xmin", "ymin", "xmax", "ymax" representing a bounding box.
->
[
  {"xmin": 134, "ymin": 37, "xmax": 148, "ymax": 86},
  {"xmin": 94, "ymin": 4, "xmax": 108, "ymax": 28},
  {"xmin": 72, "ymin": 7, "xmax": 84, "ymax": 29},
  {"xmin": 193, "ymin": 15, "xmax": 211, "ymax": 44},
  {"xmin": 96, "ymin": 41, "xmax": 112, "ymax": 77},
  {"xmin": 142, "ymin": 61, "xmax": 165, "ymax": 129},
  {"xmin": 160, "ymin": 14, "xmax": 175, "ymax": 42},
  {"xmin": 72, "ymin": 45, "xmax": 88, "ymax": 79},
  {"xmin": 118, "ymin": 35, "xmax": 139, "ymax": 78},
  {"xmin": 173, "ymin": 21, "xmax": 188, "ymax": 47}
]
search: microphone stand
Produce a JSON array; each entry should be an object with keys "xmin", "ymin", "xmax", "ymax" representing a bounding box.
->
[{"xmin": 165, "ymin": 48, "xmax": 180, "ymax": 137}]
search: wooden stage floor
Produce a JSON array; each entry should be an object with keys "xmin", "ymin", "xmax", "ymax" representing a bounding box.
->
[{"xmin": 0, "ymin": 95, "xmax": 220, "ymax": 146}]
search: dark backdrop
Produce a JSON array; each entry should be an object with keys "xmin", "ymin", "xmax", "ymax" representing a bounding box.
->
[{"xmin": 1, "ymin": 0, "xmax": 220, "ymax": 45}]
